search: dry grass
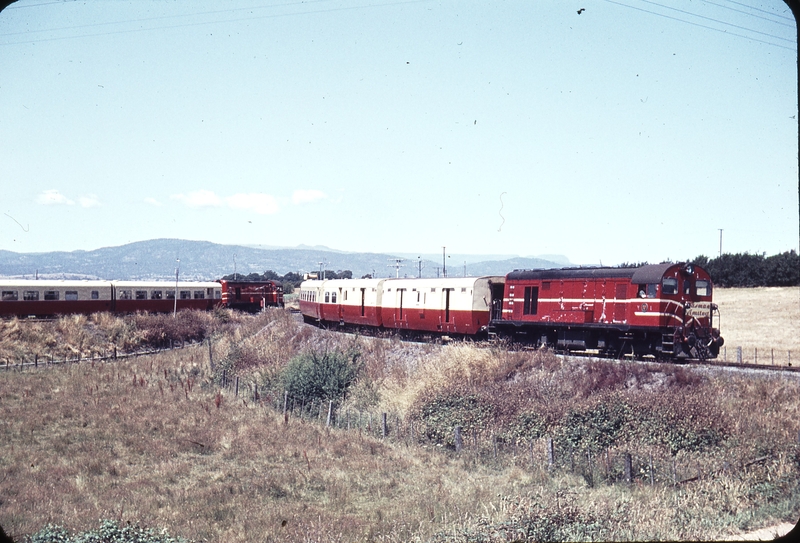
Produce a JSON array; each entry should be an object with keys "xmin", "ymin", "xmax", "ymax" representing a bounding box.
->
[
  {"xmin": 714, "ymin": 287, "xmax": 800, "ymax": 364},
  {"xmin": 2, "ymin": 292, "xmax": 800, "ymax": 542}
]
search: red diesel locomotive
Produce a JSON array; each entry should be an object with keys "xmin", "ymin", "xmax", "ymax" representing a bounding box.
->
[
  {"xmin": 490, "ymin": 263, "xmax": 723, "ymax": 360},
  {"xmin": 299, "ymin": 263, "xmax": 724, "ymax": 360}
]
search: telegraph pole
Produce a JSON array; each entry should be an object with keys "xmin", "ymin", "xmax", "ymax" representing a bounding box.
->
[{"xmin": 718, "ymin": 229, "xmax": 723, "ymax": 258}]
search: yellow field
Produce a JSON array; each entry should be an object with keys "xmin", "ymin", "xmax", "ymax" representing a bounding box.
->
[{"xmin": 713, "ymin": 287, "xmax": 800, "ymax": 365}]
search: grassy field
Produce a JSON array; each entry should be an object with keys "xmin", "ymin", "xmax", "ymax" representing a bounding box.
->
[
  {"xmin": 714, "ymin": 287, "xmax": 800, "ymax": 365},
  {"xmin": 1, "ymin": 288, "xmax": 799, "ymax": 542}
]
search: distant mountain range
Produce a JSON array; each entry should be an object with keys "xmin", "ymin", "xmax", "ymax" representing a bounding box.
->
[{"xmin": 0, "ymin": 239, "xmax": 568, "ymax": 281}]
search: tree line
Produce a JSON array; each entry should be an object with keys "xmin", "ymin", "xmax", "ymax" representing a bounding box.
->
[
  {"xmin": 690, "ymin": 250, "xmax": 799, "ymax": 288},
  {"xmin": 221, "ymin": 270, "xmax": 353, "ymax": 294}
]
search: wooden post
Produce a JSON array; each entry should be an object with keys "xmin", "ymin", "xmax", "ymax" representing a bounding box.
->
[
  {"xmin": 529, "ymin": 439, "xmax": 534, "ymax": 467},
  {"xmin": 454, "ymin": 426, "xmax": 463, "ymax": 452},
  {"xmin": 493, "ymin": 434, "xmax": 498, "ymax": 459},
  {"xmin": 547, "ymin": 438, "xmax": 554, "ymax": 468},
  {"xmin": 772, "ymin": 349, "xmax": 775, "ymax": 365},
  {"xmin": 235, "ymin": 376, "xmax": 239, "ymax": 397},
  {"xmin": 326, "ymin": 400, "xmax": 333, "ymax": 428},
  {"xmin": 755, "ymin": 348, "xmax": 758, "ymax": 365},
  {"xmin": 737, "ymin": 346, "xmax": 742, "ymax": 364},
  {"xmin": 624, "ymin": 453, "xmax": 633, "ymax": 484},
  {"xmin": 382, "ymin": 413, "xmax": 388, "ymax": 438},
  {"xmin": 253, "ymin": 383, "xmax": 258, "ymax": 402},
  {"xmin": 35, "ymin": 354, "xmax": 38, "ymax": 368},
  {"xmin": 208, "ymin": 338, "xmax": 213, "ymax": 371},
  {"xmin": 283, "ymin": 390, "xmax": 289, "ymax": 424},
  {"xmin": 649, "ymin": 453, "xmax": 654, "ymax": 485}
]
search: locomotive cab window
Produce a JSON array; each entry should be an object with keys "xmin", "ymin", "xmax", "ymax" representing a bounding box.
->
[
  {"xmin": 1, "ymin": 290, "xmax": 18, "ymax": 301},
  {"xmin": 637, "ymin": 284, "xmax": 657, "ymax": 298},
  {"xmin": 696, "ymin": 280, "xmax": 711, "ymax": 297},
  {"xmin": 662, "ymin": 277, "xmax": 677, "ymax": 295},
  {"xmin": 683, "ymin": 280, "xmax": 692, "ymax": 295}
]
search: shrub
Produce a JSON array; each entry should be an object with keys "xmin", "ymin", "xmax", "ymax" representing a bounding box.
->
[
  {"xmin": 411, "ymin": 386, "xmax": 496, "ymax": 446},
  {"xmin": 27, "ymin": 519, "xmax": 188, "ymax": 543},
  {"xmin": 280, "ymin": 347, "xmax": 363, "ymax": 404}
]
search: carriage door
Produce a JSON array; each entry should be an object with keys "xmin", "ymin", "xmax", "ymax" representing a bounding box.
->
[
  {"xmin": 613, "ymin": 283, "xmax": 627, "ymax": 322},
  {"xmin": 397, "ymin": 288, "xmax": 406, "ymax": 324},
  {"xmin": 443, "ymin": 288, "xmax": 453, "ymax": 322},
  {"xmin": 360, "ymin": 288, "xmax": 366, "ymax": 317}
]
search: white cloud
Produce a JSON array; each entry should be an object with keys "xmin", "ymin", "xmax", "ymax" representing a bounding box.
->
[
  {"xmin": 226, "ymin": 193, "xmax": 279, "ymax": 215},
  {"xmin": 292, "ymin": 189, "xmax": 326, "ymax": 205},
  {"xmin": 171, "ymin": 189, "xmax": 223, "ymax": 208},
  {"xmin": 36, "ymin": 190, "xmax": 74, "ymax": 206},
  {"xmin": 144, "ymin": 197, "xmax": 163, "ymax": 207},
  {"xmin": 78, "ymin": 194, "xmax": 101, "ymax": 208}
]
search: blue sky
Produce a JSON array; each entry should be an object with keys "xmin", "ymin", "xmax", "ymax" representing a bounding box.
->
[{"xmin": 1, "ymin": 0, "xmax": 797, "ymax": 266}]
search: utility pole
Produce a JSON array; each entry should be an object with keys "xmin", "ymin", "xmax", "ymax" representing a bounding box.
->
[
  {"xmin": 442, "ymin": 246, "xmax": 447, "ymax": 278},
  {"xmin": 173, "ymin": 258, "xmax": 180, "ymax": 316},
  {"xmin": 718, "ymin": 229, "xmax": 723, "ymax": 258},
  {"xmin": 417, "ymin": 256, "xmax": 424, "ymax": 278},
  {"xmin": 388, "ymin": 258, "xmax": 404, "ymax": 278}
]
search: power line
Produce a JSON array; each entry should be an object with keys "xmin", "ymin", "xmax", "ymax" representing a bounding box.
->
[
  {"xmin": 601, "ymin": 0, "xmax": 796, "ymax": 51},
  {"xmin": 0, "ymin": 0, "xmax": 432, "ymax": 45},
  {"xmin": 715, "ymin": 0, "xmax": 795, "ymax": 23},
  {"xmin": 702, "ymin": 0, "xmax": 795, "ymax": 29}
]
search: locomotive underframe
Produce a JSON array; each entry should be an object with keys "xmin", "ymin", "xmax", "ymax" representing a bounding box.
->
[{"xmin": 488, "ymin": 320, "xmax": 717, "ymax": 360}]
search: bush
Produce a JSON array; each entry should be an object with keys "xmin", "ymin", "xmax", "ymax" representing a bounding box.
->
[
  {"xmin": 28, "ymin": 519, "xmax": 188, "ymax": 543},
  {"xmin": 280, "ymin": 347, "xmax": 363, "ymax": 404},
  {"xmin": 411, "ymin": 386, "xmax": 496, "ymax": 446}
]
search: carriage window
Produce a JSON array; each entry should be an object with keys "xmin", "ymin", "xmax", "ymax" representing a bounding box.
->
[
  {"xmin": 166, "ymin": 291, "xmax": 176, "ymax": 300},
  {"xmin": 135, "ymin": 291, "xmax": 147, "ymax": 300},
  {"xmin": 331, "ymin": 292, "xmax": 337, "ymax": 303},
  {"xmin": 662, "ymin": 277, "xmax": 677, "ymax": 295},
  {"xmin": 1, "ymin": 290, "xmax": 18, "ymax": 301},
  {"xmin": 324, "ymin": 292, "xmax": 330, "ymax": 303},
  {"xmin": 23, "ymin": 291, "xmax": 39, "ymax": 301},
  {"xmin": 65, "ymin": 291, "xmax": 79, "ymax": 301},
  {"xmin": 151, "ymin": 290, "xmax": 163, "ymax": 300},
  {"xmin": 44, "ymin": 291, "xmax": 59, "ymax": 301},
  {"xmin": 119, "ymin": 290, "xmax": 131, "ymax": 300},
  {"xmin": 215, "ymin": 290, "xmax": 222, "ymax": 299},
  {"xmin": 194, "ymin": 291, "xmax": 204, "ymax": 299},
  {"xmin": 696, "ymin": 280, "xmax": 711, "ymax": 297},
  {"xmin": 91, "ymin": 291, "xmax": 99, "ymax": 300},
  {"xmin": 180, "ymin": 291, "xmax": 191, "ymax": 299}
]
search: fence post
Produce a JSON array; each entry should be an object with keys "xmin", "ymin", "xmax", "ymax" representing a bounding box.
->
[
  {"xmin": 737, "ymin": 346, "xmax": 742, "ymax": 364},
  {"xmin": 283, "ymin": 390, "xmax": 288, "ymax": 423},
  {"xmin": 624, "ymin": 453, "xmax": 633, "ymax": 484},
  {"xmin": 547, "ymin": 438, "xmax": 555, "ymax": 469},
  {"xmin": 208, "ymin": 338, "xmax": 214, "ymax": 371},
  {"xmin": 382, "ymin": 413, "xmax": 388, "ymax": 438},
  {"xmin": 755, "ymin": 348, "xmax": 758, "ymax": 365},
  {"xmin": 649, "ymin": 453, "xmax": 654, "ymax": 485},
  {"xmin": 326, "ymin": 401, "xmax": 333, "ymax": 428},
  {"xmin": 235, "ymin": 376, "xmax": 239, "ymax": 397},
  {"xmin": 454, "ymin": 426, "xmax": 463, "ymax": 452}
]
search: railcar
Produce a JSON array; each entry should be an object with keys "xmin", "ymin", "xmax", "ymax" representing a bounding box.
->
[
  {"xmin": 219, "ymin": 280, "xmax": 284, "ymax": 312},
  {"xmin": 113, "ymin": 281, "xmax": 221, "ymax": 313},
  {"xmin": 298, "ymin": 276, "xmax": 503, "ymax": 338},
  {"xmin": 0, "ymin": 279, "xmax": 222, "ymax": 317},
  {"xmin": 489, "ymin": 263, "xmax": 723, "ymax": 360},
  {"xmin": 0, "ymin": 280, "xmax": 114, "ymax": 317}
]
